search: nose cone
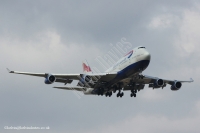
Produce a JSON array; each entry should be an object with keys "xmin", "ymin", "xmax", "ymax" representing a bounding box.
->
[{"xmin": 143, "ymin": 50, "xmax": 151, "ymax": 60}]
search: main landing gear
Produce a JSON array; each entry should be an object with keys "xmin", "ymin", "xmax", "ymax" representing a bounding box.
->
[
  {"xmin": 130, "ymin": 89, "xmax": 137, "ymax": 97},
  {"xmin": 113, "ymin": 84, "xmax": 124, "ymax": 98},
  {"xmin": 97, "ymin": 88, "xmax": 104, "ymax": 96},
  {"xmin": 105, "ymin": 92, "xmax": 112, "ymax": 97},
  {"xmin": 116, "ymin": 90, "xmax": 124, "ymax": 98}
]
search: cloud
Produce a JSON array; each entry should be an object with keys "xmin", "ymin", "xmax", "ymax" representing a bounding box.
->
[
  {"xmin": 84, "ymin": 100, "xmax": 200, "ymax": 133},
  {"xmin": 140, "ymin": 88, "xmax": 170, "ymax": 101},
  {"xmin": 1, "ymin": 30, "xmax": 102, "ymax": 72},
  {"xmin": 174, "ymin": 5, "xmax": 200, "ymax": 57},
  {"xmin": 148, "ymin": 14, "xmax": 180, "ymax": 29},
  {"xmin": 0, "ymin": 1, "xmax": 200, "ymax": 133}
]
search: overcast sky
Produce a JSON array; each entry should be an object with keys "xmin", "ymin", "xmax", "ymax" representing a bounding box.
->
[{"xmin": 1, "ymin": 0, "xmax": 200, "ymax": 133}]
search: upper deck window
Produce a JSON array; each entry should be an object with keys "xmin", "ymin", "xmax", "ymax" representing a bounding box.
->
[{"xmin": 138, "ymin": 47, "xmax": 145, "ymax": 49}]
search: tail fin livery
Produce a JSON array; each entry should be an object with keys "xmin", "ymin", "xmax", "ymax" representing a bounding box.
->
[{"xmin": 82, "ymin": 60, "xmax": 92, "ymax": 74}]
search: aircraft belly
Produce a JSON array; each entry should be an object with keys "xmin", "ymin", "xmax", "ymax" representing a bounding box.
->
[{"xmin": 106, "ymin": 60, "xmax": 150, "ymax": 87}]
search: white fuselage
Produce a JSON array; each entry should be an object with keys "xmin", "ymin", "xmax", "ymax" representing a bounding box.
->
[
  {"xmin": 84, "ymin": 46, "xmax": 151, "ymax": 94},
  {"xmin": 106, "ymin": 46, "xmax": 151, "ymax": 73}
]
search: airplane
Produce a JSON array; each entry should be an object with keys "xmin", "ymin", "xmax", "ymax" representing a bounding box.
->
[{"xmin": 7, "ymin": 46, "xmax": 194, "ymax": 98}]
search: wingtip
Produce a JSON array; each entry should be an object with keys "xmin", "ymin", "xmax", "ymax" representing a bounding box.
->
[
  {"xmin": 6, "ymin": 68, "xmax": 11, "ymax": 73},
  {"xmin": 190, "ymin": 78, "xmax": 194, "ymax": 82},
  {"xmin": 6, "ymin": 68, "xmax": 14, "ymax": 73}
]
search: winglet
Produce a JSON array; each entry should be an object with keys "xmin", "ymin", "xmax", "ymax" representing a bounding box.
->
[
  {"xmin": 190, "ymin": 78, "xmax": 194, "ymax": 82},
  {"xmin": 6, "ymin": 68, "xmax": 14, "ymax": 73}
]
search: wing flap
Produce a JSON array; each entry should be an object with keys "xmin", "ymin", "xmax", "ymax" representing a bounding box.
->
[{"xmin": 55, "ymin": 78, "xmax": 73, "ymax": 84}]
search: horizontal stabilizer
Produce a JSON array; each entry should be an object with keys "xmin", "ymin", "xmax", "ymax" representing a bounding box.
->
[{"xmin": 53, "ymin": 86, "xmax": 87, "ymax": 91}]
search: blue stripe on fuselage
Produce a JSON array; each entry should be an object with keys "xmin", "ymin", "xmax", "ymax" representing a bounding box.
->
[{"xmin": 106, "ymin": 60, "xmax": 150, "ymax": 87}]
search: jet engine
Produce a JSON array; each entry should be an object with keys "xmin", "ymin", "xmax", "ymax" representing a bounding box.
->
[
  {"xmin": 153, "ymin": 79, "xmax": 164, "ymax": 88},
  {"xmin": 85, "ymin": 75, "xmax": 94, "ymax": 84},
  {"xmin": 77, "ymin": 75, "xmax": 95, "ymax": 87},
  {"xmin": 171, "ymin": 81, "xmax": 182, "ymax": 91},
  {"xmin": 44, "ymin": 74, "xmax": 56, "ymax": 84}
]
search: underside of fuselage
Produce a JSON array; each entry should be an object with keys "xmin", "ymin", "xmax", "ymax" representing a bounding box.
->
[
  {"xmin": 92, "ymin": 46, "xmax": 151, "ymax": 95},
  {"xmin": 106, "ymin": 59, "xmax": 150, "ymax": 88},
  {"xmin": 91, "ymin": 59, "xmax": 151, "ymax": 94}
]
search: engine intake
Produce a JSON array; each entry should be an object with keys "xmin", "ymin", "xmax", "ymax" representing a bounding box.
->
[
  {"xmin": 85, "ymin": 75, "xmax": 92, "ymax": 83},
  {"xmin": 44, "ymin": 74, "xmax": 56, "ymax": 84},
  {"xmin": 77, "ymin": 75, "xmax": 94, "ymax": 87},
  {"xmin": 171, "ymin": 81, "xmax": 182, "ymax": 91},
  {"xmin": 154, "ymin": 79, "xmax": 164, "ymax": 88}
]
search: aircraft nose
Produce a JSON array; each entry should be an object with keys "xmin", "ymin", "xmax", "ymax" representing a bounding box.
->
[{"xmin": 143, "ymin": 51, "xmax": 151, "ymax": 60}]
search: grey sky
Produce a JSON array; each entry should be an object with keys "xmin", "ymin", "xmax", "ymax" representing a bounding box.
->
[{"xmin": 0, "ymin": 0, "xmax": 200, "ymax": 133}]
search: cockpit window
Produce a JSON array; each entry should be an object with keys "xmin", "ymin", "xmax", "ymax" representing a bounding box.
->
[{"xmin": 138, "ymin": 47, "xmax": 145, "ymax": 49}]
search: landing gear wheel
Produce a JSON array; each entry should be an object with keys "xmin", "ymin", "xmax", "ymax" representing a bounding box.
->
[
  {"xmin": 130, "ymin": 93, "xmax": 136, "ymax": 97},
  {"xmin": 109, "ymin": 92, "xmax": 112, "ymax": 97},
  {"xmin": 120, "ymin": 92, "xmax": 124, "ymax": 97},
  {"xmin": 117, "ymin": 93, "xmax": 120, "ymax": 97},
  {"xmin": 130, "ymin": 93, "xmax": 133, "ymax": 97}
]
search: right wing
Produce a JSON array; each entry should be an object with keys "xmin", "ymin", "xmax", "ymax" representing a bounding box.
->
[
  {"xmin": 7, "ymin": 68, "xmax": 117, "ymax": 84},
  {"xmin": 7, "ymin": 68, "xmax": 81, "ymax": 80}
]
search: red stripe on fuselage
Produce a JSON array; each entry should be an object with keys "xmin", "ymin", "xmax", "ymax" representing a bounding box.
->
[{"xmin": 124, "ymin": 50, "xmax": 133, "ymax": 56}]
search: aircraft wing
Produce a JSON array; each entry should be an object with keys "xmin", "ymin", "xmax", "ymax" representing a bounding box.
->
[
  {"xmin": 123, "ymin": 74, "xmax": 193, "ymax": 90},
  {"xmin": 142, "ymin": 75, "xmax": 194, "ymax": 85},
  {"xmin": 7, "ymin": 68, "xmax": 117, "ymax": 83},
  {"xmin": 7, "ymin": 68, "xmax": 81, "ymax": 79}
]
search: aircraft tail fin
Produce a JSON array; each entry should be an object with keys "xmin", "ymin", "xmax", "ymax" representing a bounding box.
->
[{"xmin": 82, "ymin": 60, "xmax": 92, "ymax": 74}]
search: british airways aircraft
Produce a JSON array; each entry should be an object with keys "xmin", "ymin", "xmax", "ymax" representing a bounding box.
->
[{"xmin": 7, "ymin": 46, "xmax": 193, "ymax": 98}]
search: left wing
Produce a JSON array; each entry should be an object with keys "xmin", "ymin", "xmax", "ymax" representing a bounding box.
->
[
  {"xmin": 124, "ymin": 74, "xmax": 194, "ymax": 91},
  {"xmin": 141, "ymin": 75, "xmax": 193, "ymax": 85}
]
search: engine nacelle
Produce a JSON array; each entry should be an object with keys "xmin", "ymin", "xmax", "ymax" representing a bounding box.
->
[
  {"xmin": 171, "ymin": 81, "xmax": 182, "ymax": 91},
  {"xmin": 44, "ymin": 74, "xmax": 56, "ymax": 84},
  {"xmin": 77, "ymin": 75, "xmax": 94, "ymax": 87},
  {"xmin": 85, "ymin": 75, "xmax": 94, "ymax": 84},
  {"xmin": 153, "ymin": 79, "xmax": 164, "ymax": 88}
]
